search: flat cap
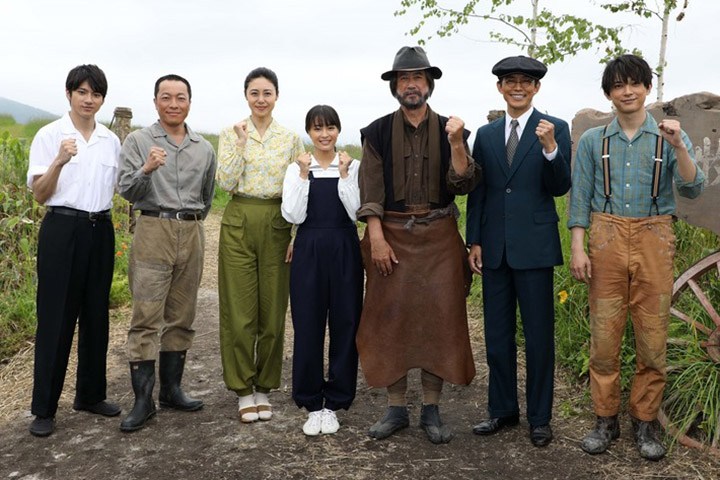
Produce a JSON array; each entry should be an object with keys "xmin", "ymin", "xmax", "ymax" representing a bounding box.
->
[
  {"xmin": 381, "ymin": 46, "xmax": 443, "ymax": 81},
  {"xmin": 492, "ymin": 55, "xmax": 547, "ymax": 80}
]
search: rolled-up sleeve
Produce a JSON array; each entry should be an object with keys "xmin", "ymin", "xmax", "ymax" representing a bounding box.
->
[
  {"xmin": 567, "ymin": 132, "xmax": 595, "ymax": 229},
  {"xmin": 216, "ymin": 127, "xmax": 245, "ymax": 193},
  {"xmin": 357, "ymin": 139, "xmax": 385, "ymax": 221}
]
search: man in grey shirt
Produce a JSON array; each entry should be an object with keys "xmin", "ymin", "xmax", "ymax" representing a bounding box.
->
[{"xmin": 117, "ymin": 74, "xmax": 216, "ymax": 432}]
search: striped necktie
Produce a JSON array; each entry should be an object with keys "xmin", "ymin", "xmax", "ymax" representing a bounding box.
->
[{"xmin": 506, "ymin": 119, "xmax": 519, "ymax": 167}]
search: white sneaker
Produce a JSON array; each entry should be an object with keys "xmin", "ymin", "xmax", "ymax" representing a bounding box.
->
[
  {"xmin": 320, "ymin": 408, "xmax": 340, "ymax": 434},
  {"xmin": 303, "ymin": 411, "xmax": 323, "ymax": 436}
]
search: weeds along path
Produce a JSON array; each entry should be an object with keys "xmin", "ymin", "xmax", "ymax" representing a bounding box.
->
[{"xmin": 0, "ymin": 210, "xmax": 718, "ymax": 479}]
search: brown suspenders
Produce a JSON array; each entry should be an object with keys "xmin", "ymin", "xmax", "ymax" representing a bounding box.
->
[{"xmin": 600, "ymin": 126, "xmax": 664, "ymax": 216}]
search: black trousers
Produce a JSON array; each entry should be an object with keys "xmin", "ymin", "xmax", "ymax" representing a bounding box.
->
[
  {"xmin": 31, "ymin": 210, "xmax": 115, "ymax": 417},
  {"xmin": 482, "ymin": 252, "xmax": 555, "ymax": 426},
  {"xmin": 290, "ymin": 226, "xmax": 363, "ymax": 412}
]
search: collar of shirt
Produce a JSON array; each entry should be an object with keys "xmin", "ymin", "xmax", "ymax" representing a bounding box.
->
[
  {"xmin": 150, "ymin": 121, "xmax": 201, "ymax": 146},
  {"xmin": 59, "ymin": 111, "xmax": 110, "ymax": 146},
  {"xmin": 308, "ymin": 153, "xmax": 342, "ymax": 178},
  {"xmin": 504, "ymin": 107, "xmax": 535, "ymax": 144},
  {"xmin": 603, "ymin": 111, "xmax": 660, "ymax": 143},
  {"xmin": 246, "ymin": 117, "xmax": 280, "ymax": 143},
  {"xmin": 401, "ymin": 107, "xmax": 429, "ymax": 132}
]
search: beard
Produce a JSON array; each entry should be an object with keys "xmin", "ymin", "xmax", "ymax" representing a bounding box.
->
[{"xmin": 397, "ymin": 89, "xmax": 429, "ymax": 110}]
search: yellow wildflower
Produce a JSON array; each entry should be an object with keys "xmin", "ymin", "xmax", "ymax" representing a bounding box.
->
[{"xmin": 558, "ymin": 290, "xmax": 568, "ymax": 304}]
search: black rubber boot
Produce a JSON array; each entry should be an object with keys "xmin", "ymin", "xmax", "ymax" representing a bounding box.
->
[
  {"xmin": 368, "ymin": 406, "xmax": 410, "ymax": 440},
  {"xmin": 420, "ymin": 404, "xmax": 453, "ymax": 444},
  {"xmin": 581, "ymin": 415, "xmax": 620, "ymax": 454},
  {"xmin": 158, "ymin": 351, "xmax": 203, "ymax": 412},
  {"xmin": 120, "ymin": 361, "xmax": 156, "ymax": 432},
  {"xmin": 631, "ymin": 416, "xmax": 667, "ymax": 461}
]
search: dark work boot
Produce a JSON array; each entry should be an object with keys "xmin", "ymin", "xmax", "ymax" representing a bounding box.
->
[
  {"xmin": 581, "ymin": 415, "xmax": 620, "ymax": 454},
  {"xmin": 368, "ymin": 406, "xmax": 409, "ymax": 440},
  {"xmin": 158, "ymin": 351, "xmax": 203, "ymax": 411},
  {"xmin": 120, "ymin": 361, "xmax": 156, "ymax": 432},
  {"xmin": 420, "ymin": 404, "xmax": 453, "ymax": 444},
  {"xmin": 631, "ymin": 416, "xmax": 667, "ymax": 461}
]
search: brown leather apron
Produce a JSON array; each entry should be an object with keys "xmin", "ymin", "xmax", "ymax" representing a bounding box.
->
[{"xmin": 356, "ymin": 207, "xmax": 476, "ymax": 388}]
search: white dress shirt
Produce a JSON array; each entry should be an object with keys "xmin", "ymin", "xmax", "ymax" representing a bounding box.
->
[
  {"xmin": 504, "ymin": 107, "xmax": 557, "ymax": 161},
  {"xmin": 281, "ymin": 153, "xmax": 361, "ymax": 224},
  {"xmin": 27, "ymin": 112, "xmax": 120, "ymax": 211}
]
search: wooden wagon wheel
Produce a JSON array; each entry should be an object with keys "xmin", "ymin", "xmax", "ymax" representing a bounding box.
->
[{"xmin": 658, "ymin": 250, "xmax": 720, "ymax": 454}]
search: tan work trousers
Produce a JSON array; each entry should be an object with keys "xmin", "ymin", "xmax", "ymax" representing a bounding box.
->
[
  {"xmin": 588, "ymin": 212, "xmax": 674, "ymax": 421},
  {"xmin": 127, "ymin": 215, "xmax": 205, "ymax": 361}
]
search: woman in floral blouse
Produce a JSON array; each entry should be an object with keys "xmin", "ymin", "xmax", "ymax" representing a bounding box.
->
[{"xmin": 216, "ymin": 67, "xmax": 304, "ymax": 423}]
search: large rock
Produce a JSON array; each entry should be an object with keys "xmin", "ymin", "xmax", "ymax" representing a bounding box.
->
[{"xmin": 571, "ymin": 92, "xmax": 720, "ymax": 236}]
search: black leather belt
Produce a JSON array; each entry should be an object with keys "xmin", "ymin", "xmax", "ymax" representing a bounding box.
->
[
  {"xmin": 48, "ymin": 206, "xmax": 111, "ymax": 222},
  {"xmin": 141, "ymin": 210, "xmax": 203, "ymax": 221}
]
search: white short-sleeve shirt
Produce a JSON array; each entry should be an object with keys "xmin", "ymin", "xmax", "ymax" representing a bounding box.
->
[{"xmin": 27, "ymin": 112, "xmax": 121, "ymax": 212}]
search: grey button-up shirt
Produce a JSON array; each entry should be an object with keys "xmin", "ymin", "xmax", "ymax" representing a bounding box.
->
[{"xmin": 117, "ymin": 122, "xmax": 217, "ymax": 218}]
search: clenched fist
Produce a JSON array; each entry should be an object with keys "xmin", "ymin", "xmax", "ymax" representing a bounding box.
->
[
  {"xmin": 296, "ymin": 152, "xmax": 312, "ymax": 180},
  {"xmin": 142, "ymin": 147, "xmax": 167, "ymax": 174},
  {"xmin": 338, "ymin": 151, "xmax": 352, "ymax": 179},
  {"xmin": 535, "ymin": 119, "xmax": 557, "ymax": 153},
  {"xmin": 445, "ymin": 115, "xmax": 465, "ymax": 147},
  {"xmin": 233, "ymin": 120, "xmax": 248, "ymax": 146},
  {"xmin": 57, "ymin": 138, "xmax": 77, "ymax": 165}
]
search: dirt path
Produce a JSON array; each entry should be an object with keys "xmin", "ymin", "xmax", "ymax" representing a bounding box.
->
[{"xmin": 1, "ymin": 211, "xmax": 719, "ymax": 480}]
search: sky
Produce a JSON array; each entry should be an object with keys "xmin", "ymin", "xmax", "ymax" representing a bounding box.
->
[{"xmin": 1, "ymin": 0, "xmax": 718, "ymax": 144}]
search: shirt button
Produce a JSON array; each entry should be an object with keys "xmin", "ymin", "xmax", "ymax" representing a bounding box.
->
[
  {"xmin": 626, "ymin": 162, "xmax": 630, "ymax": 167},
  {"xmin": 629, "ymin": 144, "xmax": 633, "ymax": 148},
  {"xmin": 625, "ymin": 183, "xmax": 630, "ymax": 188},
  {"xmin": 505, "ymin": 188, "xmax": 512, "ymax": 194},
  {"xmin": 625, "ymin": 204, "xmax": 630, "ymax": 208}
]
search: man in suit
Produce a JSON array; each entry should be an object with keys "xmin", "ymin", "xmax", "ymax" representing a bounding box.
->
[{"xmin": 466, "ymin": 56, "xmax": 571, "ymax": 447}]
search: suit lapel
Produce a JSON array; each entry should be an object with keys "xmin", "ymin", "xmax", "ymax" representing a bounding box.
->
[
  {"xmin": 489, "ymin": 118, "xmax": 511, "ymax": 178},
  {"xmin": 508, "ymin": 109, "xmax": 540, "ymax": 179}
]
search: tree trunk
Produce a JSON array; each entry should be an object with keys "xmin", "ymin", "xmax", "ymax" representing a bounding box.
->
[
  {"xmin": 657, "ymin": 2, "xmax": 670, "ymax": 102},
  {"xmin": 529, "ymin": 0, "xmax": 539, "ymax": 58}
]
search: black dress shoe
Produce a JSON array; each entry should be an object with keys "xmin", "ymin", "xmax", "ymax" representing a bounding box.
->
[
  {"xmin": 73, "ymin": 400, "xmax": 122, "ymax": 417},
  {"xmin": 472, "ymin": 414, "xmax": 520, "ymax": 435},
  {"xmin": 29, "ymin": 416, "xmax": 55, "ymax": 437},
  {"xmin": 530, "ymin": 424, "xmax": 553, "ymax": 447}
]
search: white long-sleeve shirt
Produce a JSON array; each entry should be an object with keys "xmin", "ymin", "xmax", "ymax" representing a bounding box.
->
[{"xmin": 281, "ymin": 153, "xmax": 360, "ymax": 224}]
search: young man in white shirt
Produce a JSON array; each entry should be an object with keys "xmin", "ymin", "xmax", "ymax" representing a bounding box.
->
[{"xmin": 26, "ymin": 64, "xmax": 121, "ymax": 437}]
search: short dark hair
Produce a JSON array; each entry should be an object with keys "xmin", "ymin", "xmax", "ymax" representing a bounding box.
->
[
  {"xmin": 244, "ymin": 67, "xmax": 279, "ymax": 95},
  {"xmin": 305, "ymin": 105, "xmax": 341, "ymax": 133},
  {"xmin": 389, "ymin": 70, "xmax": 435, "ymax": 99},
  {"xmin": 66, "ymin": 64, "xmax": 108, "ymax": 98},
  {"xmin": 601, "ymin": 54, "xmax": 653, "ymax": 95},
  {"xmin": 154, "ymin": 74, "xmax": 192, "ymax": 100}
]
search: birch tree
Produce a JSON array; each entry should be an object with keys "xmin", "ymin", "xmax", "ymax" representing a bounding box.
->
[
  {"xmin": 394, "ymin": 0, "xmax": 632, "ymax": 65},
  {"xmin": 600, "ymin": 0, "xmax": 690, "ymax": 101}
]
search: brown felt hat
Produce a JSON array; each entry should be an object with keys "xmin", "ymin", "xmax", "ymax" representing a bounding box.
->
[{"xmin": 381, "ymin": 46, "xmax": 443, "ymax": 81}]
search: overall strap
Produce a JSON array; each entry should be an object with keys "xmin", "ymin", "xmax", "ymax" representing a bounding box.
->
[
  {"xmin": 601, "ymin": 126, "xmax": 612, "ymax": 214},
  {"xmin": 649, "ymin": 134, "xmax": 664, "ymax": 216}
]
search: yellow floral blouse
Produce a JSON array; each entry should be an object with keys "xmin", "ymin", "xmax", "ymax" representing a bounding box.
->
[{"xmin": 216, "ymin": 118, "xmax": 304, "ymax": 198}]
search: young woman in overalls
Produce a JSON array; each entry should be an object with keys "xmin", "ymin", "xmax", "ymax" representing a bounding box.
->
[{"xmin": 281, "ymin": 105, "xmax": 363, "ymax": 435}]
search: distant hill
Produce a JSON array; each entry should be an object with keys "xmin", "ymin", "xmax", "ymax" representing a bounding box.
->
[{"xmin": 0, "ymin": 97, "xmax": 58, "ymax": 123}]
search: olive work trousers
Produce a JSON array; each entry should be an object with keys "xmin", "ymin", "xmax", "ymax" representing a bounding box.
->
[
  {"xmin": 127, "ymin": 215, "xmax": 205, "ymax": 361},
  {"xmin": 218, "ymin": 196, "xmax": 291, "ymax": 396},
  {"xmin": 587, "ymin": 212, "xmax": 675, "ymax": 422}
]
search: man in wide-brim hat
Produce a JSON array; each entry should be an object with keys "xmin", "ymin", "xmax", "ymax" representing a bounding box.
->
[{"xmin": 355, "ymin": 46, "xmax": 481, "ymax": 444}]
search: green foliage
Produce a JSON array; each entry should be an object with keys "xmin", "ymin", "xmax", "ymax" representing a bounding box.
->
[
  {"xmin": 0, "ymin": 131, "xmax": 134, "ymax": 360},
  {"xmin": 0, "ymin": 132, "xmax": 42, "ymax": 359},
  {"xmin": 395, "ymin": 0, "xmax": 632, "ymax": 65}
]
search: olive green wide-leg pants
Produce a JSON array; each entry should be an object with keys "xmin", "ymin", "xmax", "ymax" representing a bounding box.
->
[{"xmin": 219, "ymin": 196, "xmax": 291, "ymax": 396}]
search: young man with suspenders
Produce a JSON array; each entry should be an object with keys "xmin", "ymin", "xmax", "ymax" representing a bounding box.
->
[{"xmin": 568, "ymin": 54, "xmax": 705, "ymax": 460}]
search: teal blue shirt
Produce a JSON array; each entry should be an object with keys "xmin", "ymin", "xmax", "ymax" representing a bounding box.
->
[{"xmin": 568, "ymin": 113, "xmax": 705, "ymax": 229}]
